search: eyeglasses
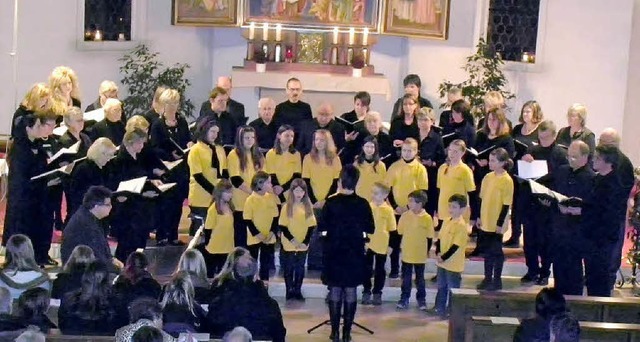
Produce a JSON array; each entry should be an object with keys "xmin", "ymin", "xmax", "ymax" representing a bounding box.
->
[{"xmin": 98, "ymin": 202, "xmax": 112, "ymax": 207}]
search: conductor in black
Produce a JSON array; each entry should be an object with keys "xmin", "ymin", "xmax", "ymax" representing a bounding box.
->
[{"xmin": 320, "ymin": 164, "xmax": 375, "ymax": 342}]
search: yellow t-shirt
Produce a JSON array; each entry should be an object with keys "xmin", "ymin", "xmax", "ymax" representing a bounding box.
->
[
  {"xmin": 480, "ymin": 171, "xmax": 514, "ymax": 233},
  {"xmin": 437, "ymin": 217, "xmax": 469, "ymax": 273},
  {"xmin": 204, "ymin": 205, "xmax": 235, "ymax": 254},
  {"xmin": 355, "ymin": 161, "xmax": 387, "ymax": 201},
  {"xmin": 278, "ymin": 202, "xmax": 317, "ymax": 252},
  {"xmin": 397, "ymin": 210, "xmax": 434, "ymax": 264},
  {"xmin": 187, "ymin": 141, "xmax": 227, "ymax": 208},
  {"xmin": 265, "ymin": 149, "xmax": 302, "ymax": 186},
  {"xmin": 366, "ymin": 202, "xmax": 397, "ymax": 255},
  {"xmin": 227, "ymin": 149, "xmax": 263, "ymax": 211},
  {"xmin": 386, "ymin": 159, "xmax": 428, "ymax": 208},
  {"xmin": 302, "ymin": 155, "xmax": 342, "ymax": 202},
  {"xmin": 436, "ymin": 162, "xmax": 475, "ymax": 220},
  {"xmin": 244, "ymin": 191, "xmax": 279, "ymax": 245}
]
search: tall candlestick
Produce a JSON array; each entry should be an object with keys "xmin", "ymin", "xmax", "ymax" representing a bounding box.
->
[
  {"xmin": 348, "ymin": 27, "xmax": 355, "ymax": 45},
  {"xmin": 262, "ymin": 23, "xmax": 269, "ymax": 41},
  {"xmin": 275, "ymin": 24, "xmax": 282, "ymax": 41},
  {"xmin": 362, "ymin": 28, "xmax": 369, "ymax": 46},
  {"xmin": 249, "ymin": 22, "xmax": 255, "ymax": 40},
  {"xmin": 333, "ymin": 27, "xmax": 339, "ymax": 45}
]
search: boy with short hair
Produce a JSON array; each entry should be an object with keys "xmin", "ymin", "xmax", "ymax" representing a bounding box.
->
[
  {"xmin": 433, "ymin": 194, "xmax": 470, "ymax": 318},
  {"xmin": 362, "ymin": 182, "xmax": 397, "ymax": 306},
  {"xmin": 396, "ymin": 190, "xmax": 434, "ymax": 310}
]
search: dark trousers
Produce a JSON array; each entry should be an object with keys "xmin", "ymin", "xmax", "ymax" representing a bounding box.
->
[
  {"xmin": 113, "ymin": 199, "xmax": 152, "ymax": 262},
  {"xmin": 248, "ymin": 243, "xmax": 275, "ymax": 281},
  {"xmin": 115, "ymin": 223, "xmax": 149, "ymax": 263},
  {"xmin": 233, "ymin": 211, "xmax": 247, "ymax": 248},
  {"xmin": 189, "ymin": 206, "xmax": 208, "ymax": 236},
  {"xmin": 389, "ymin": 230, "xmax": 401, "ymax": 274},
  {"xmin": 609, "ymin": 221, "xmax": 626, "ymax": 289},
  {"xmin": 481, "ymin": 231, "xmax": 504, "ymax": 281},
  {"xmin": 585, "ymin": 240, "xmax": 616, "ymax": 297},
  {"xmin": 523, "ymin": 209, "xmax": 552, "ymax": 277},
  {"xmin": 200, "ymin": 248, "xmax": 228, "ymax": 278},
  {"xmin": 281, "ymin": 250, "xmax": 307, "ymax": 294},
  {"xmin": 509, "ymin": 179, "xmax": 525, "ymax": 242},
  {"xmin": 48, "ymin": 184, "xmax": 64, "ymax": 230},
  {"xmin": 400, "ymin": 262, "xmax": 426, "ymax": 302},
  {"xmin": 363, "ymin": 249, "xmax": 387, "ymax": 295},
  {"xmin": 32, "ymin": 212, "xmax": 54, "ymax": 265},
  {"xmin": 156, "ymin": 192, "xmax": 184, "ymax": 242},
  {"xmin": 307, "ymin": 208, "xmax": 324, "ymax": 270}
]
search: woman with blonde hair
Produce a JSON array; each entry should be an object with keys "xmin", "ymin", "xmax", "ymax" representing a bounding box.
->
[
  {"xmin": 90, "ymin": 98, "xmax": 126, "ymax": 144},
  {"xmin": 48, "ymin": 66, "xmax": 81, "ymax": 116},
  {"xmin": 210, "ymin": 246, "xmax": 251, "ymax": 288},
  {"xmin": 175, "ymin": 249, "xmax": 210, "ymax": 303},
  {"xmin": 160, "ymin": 271, "xmax": 207, "ymax": 336},
  {"xmin": 143, "ymin": 85, "xmax": 168, "ymax": 126},
  {"xmin": 478, "ymin": 91, "xmax": 512, "ymax": 130},
  {"xmin": 556, "ymin": 103, "xmax": 596, "ymax": 153},
  {"xmin": 85, "ymin": 80, "xmax": 119, "ymax": 112},
  {"xmin": 52, "ymin": 245, "xmax": 95, "ymax": 299},
  {"xmin": 10, "ymin": 83, "xmax": 50, "ymax": 138},
  {"xmin": 59, "ymin": 106, "xmax": 92, "ymax": 157},
  {"xmin": 0, "ymin": 234, "xmax": 51, "ymax": 301}
]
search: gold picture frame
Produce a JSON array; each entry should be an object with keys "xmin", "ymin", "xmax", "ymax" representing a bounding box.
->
[
  {"xmin": 382, "ymin": 0, "xmax": 451, "ymax": 40},
  {"xmin": 172, "ymin": 0, "xmax": 238, "ymax": 26}
]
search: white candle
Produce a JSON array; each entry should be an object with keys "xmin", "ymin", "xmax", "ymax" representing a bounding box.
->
[
  {"xmin": 276, "ymin": 24, "xmax": 282, "ymax": 42},
  {"xmin": 333, "ymin": 27, "xmax": 339, "ymax": 45},
  {"xmin": 262, "ymin": 23, "xmax": 269, "ymax": 41},
  {"xmin": 362, "ymin": 28, "xmax": 369, "ymax": 46},
  {"xmin": 249, "ymin": 22, "xmax": 255, "ymax": 40},
  {"xmin": 94, "ymin": 30, "xmax": 102, "ymax": 41},
  {"xmin": 348, "ymin": 27, "xmax": 355, "ymax": 45},
  {"xmin": 522, "ymin": 52, "xmax": 529, "ymax": 63}
]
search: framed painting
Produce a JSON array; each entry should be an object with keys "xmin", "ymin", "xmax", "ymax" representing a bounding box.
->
[
  {"xmin": 382, "ymin": 0, "xmax": 451, "ymax": 39},
  {"xmin": 242, "ymin": 0, "xmax": 381, "ymax": 29},
  {"xmin": 172, "ymin": 0, "xmax": 238, "ymax": 26}
]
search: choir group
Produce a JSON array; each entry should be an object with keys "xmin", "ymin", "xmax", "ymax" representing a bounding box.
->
[{"xmin": 3, "ymin": 67, "xmax": 636, "ymax": 322}]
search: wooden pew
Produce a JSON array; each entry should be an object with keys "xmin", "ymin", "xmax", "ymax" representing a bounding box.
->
[
  {"xmin": 466, "ymin": 316, "xmax": 640, "ymax": 342},
  {"xmin": 449, "ymin": 289, "xmax": 640, "ymax": 342}
]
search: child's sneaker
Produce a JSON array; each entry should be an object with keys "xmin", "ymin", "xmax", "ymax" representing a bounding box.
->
[
  {"xmin": 372, "ymin": 294, "xmax": 382, "ymax": 306},
  {"xmin": 396, "ymin": 299, "xmax": 409, "ymax": 310},
  {"xmin": 361, "ymin": 292, "xmax": 372, "ymax": 305},
  {"xmin": 418, "ymin": 301, "xmax": 427, "ymax": 311}
]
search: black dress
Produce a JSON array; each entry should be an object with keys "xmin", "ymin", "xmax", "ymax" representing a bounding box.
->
[
  {"xmin": 10, "ymin": 105, "xmax": 32, "ymax": 139},
  {"xmin": 66, "ymin": 159, "xmax": 110, "ymax": 220},
  {"xmin": 319, "ymin": 193, "xmax": 375, "ymax": 287}
]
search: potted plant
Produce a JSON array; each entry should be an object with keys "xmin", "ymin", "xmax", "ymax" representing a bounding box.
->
[
  {"xmin": 437, "ymin": 38, "xmax": 515, "ymax": 116},
  {"xmin": 351, "ymin": 53, "xmax": 365, "ymax": 78},
  {"xmin": 254, "ymin": 49, "xmax": 267, "ymax": 73}
]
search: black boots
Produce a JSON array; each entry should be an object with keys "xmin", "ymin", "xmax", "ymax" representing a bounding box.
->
[
  {"xmin": 491, "ymin": 259, "xmax": 504, "ymax": 290},
  {"xmin": 342, "ymin": 301, "xmax": 357, "ymax": 342},
  {"xmin": 284, "ymin": 272, "xmax": 294, "ymax": 300},
  {"xmin": 293, "ymin": 272, "xmax": 305, "ymax": 301},
  {"xmin": 328, "ymin": 300, "xmax": 342, "ymax": 342},
  {"xmin": 477, "ymin": 259, "xmax": 494, "ymax": 290}
]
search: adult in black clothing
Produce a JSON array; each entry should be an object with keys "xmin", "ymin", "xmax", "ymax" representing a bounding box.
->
[
  {"xmin": 108, "ymin": 129, "xmax": 163, "ymax": 262},
  {"xmin": 320, "ymin": 165, "xmax": 375, "ymax": 342},
  {"xmin": 84, "ymin": 80, "xmax": 119, "ymax": 112},
  {"xmin": 2, "ymin": 113, "xmax": 57, "ymax": 265},
  {"xmin": 15, "ymin": 288, "xmax": 56, "ymax": 334},
  {"xmin": 142, "ymin": 86, "xmax": 168, "ymax": 127},
  {"xmin": 249, "ymin": 97, "xmax": 278, "ymax": 151},
  {"xmin": 149, "ymin": 89, "xmax": 193, "ymax": 246},
  {"xmin": 417, "ymin": 108, "xmax": 446, "ymax": 216},
  {"xmin": 61, "ymin": 186, "xmax": 121, "ymax": 270},
  {"xmin": 441, "ymin": 99, "xmax": 476, "ymax": 148},
  {"xmin": 196, "ymin": 86, "xmax": 239, "ymax": 147},
  {"xmin": 340, "ymin": 91, "xmax": 370, "ymax": 126},
  {"xmin": 341, "ymin": 111, "xmax": 395, "ymax": 168},
  {"xmin": 273, "ymin": 78, "xmax": 313, "ymax": 134},
  {"xmin": 200, "ymin": 76, "xmax": 247, "ymax": 126},
  {"xmin": 52, "ymin": 245, "xmax": 95, "ymax": 299},
  {"xmin": 59, "ymin": 261, "xmax": 120, "ymax": 336},
  {"xmin": 506, "ymin": 101, "xmax": 544, "ymax": 247},
  {"xmin": 390, "ymin": 94, "xmax": 420, "ymax": 149},
  {"xmin": 390, "ymin": 74, "xmax": 433, "ymax": 121},
  {"xmin": 206, "ymin": 255, "xmax": 286, "ymax": 341},
  {"xmin": 160, "ymin": 272, "xmax": 207, "ymax": 336},
  {"xmin": 598, "ymin": 128, "xmax": 635, "ymax": 287},
  {"xmin": 297, "ymin": 103, "xmax": 346, "ymax": 156},
  {"xmin": 513, "ymin": 287, "xmax": 567, "ymax": 342},
  {"xmin": 476, "ymin": 91, "xmax": 512, "ymax": 131},
  {"xmin": 556, "ymin": 103, "xmax": 596, "ymax": 153},
  {"xmin": 113, "ymin": 252, "xmax": 162, "ymax": 325},
  {"xmin": 519, "ymin": 121, "xmax": 568, "ymax": 286},
  {"xmin": 59, "ymin": 106, "xmax": 92, "ymax": 157},
  {"xmin": 10, "ymin": 83, "xmax": 50, "ymax": 139},
  {"xmin": 90, "ymin": 98, "xmax": 126, "ymax": 145},
  {"xmin": 542, "ymin": 141, "xmax": 596, "ymax": 296}
]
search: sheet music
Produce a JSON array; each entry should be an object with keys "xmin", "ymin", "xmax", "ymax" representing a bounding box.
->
[
  {"xmin": 491, "ymin": 317, "xmax": 520, "ymax": 325},
  {"xmin": 162, "ymin": 159, "xmax": 183, "ymax": 170},
  {"xmin": 157, "ymin": 182, "xmax": 177, "ymax": 192},
  {"xmin": 517, "ymin": 160, "xmax": 548, "ymax": 179},
  {"xmin": 84, "ymin": 108, "xmax": 105, "ymax": 122},
  {"xmin": 48, "ymin": 141, "xmax": 80, "ymax": 164},
  {"xmin": 528, "ymin": 180, "xmax": 569, "ymax": 202},
  {"xmin": 53, "ymin": 125, "xmax": 68, "ymax": 136},
  {"xmin": 116, "ymin": 176, "xmax": 147, "ymax": 194}
]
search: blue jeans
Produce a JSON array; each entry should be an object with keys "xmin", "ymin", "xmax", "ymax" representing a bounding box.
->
[
  {"xmin": 435, "ymin": 267, "xmax": 462, "ymax": 314},
  {"xmin": 400, "ymin": 262, "xmax": 426, "ymax": 302}
]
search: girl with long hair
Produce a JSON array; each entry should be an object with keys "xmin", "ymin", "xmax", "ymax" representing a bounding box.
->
[
  {"xmin": 160, "ymin": 271, "xmax": 206, "ymax": 336},
  {"xmin": 0, "ymin": 234, "xmax": 50, "ymax": 301},
  {"xmin": 175, "ymin": 249, "xmax": 211, "ymax": 303},
  {"xmin": 202, "ymin": 179, "xmax": 236, "ymax": 277},
  {"xmin": 113, "ymin": 252, "xmax": 161, "ymax": 308},
  {"xmin": 353, "ymin": 135, "xmax": 387, "ymax": 201},
  {"xmin": 52, "ymin": 245, "xmax": 95, "ymax": 299},
  {"xmin": 265, "ymin": 124, "xmax": 302, "ymax": 202}
]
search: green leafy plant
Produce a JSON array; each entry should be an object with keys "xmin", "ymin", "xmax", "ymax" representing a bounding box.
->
[
  {"xmin": 119, "ymin": 44, "xmax": 195, "ymax": 119},
  {"xmin": 438, "ymin": 38, "xmax": 515, "ymax": 115}
]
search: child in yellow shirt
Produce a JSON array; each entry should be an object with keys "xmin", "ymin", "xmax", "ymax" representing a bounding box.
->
[
  {"xmin": 396, "ymin": 190, "xmax": 434, "ymax": 311},
  {"xmin": 202, "ymin": 179, "xmax": 235, "ymax": 277},
  {"xmin": 354, "ymin": 136, "xmax": 388, "ymax": 201},
  {"xmin": 362, "ymin": 182, "xmax": 396, "ymax": 306},
  {"xmin": 243, "ymin": 171, "xmax": 279, "ymax": 284},
  {"xmin": 433, "ymin": 194, "xmax": 470, "ymax": 318}
]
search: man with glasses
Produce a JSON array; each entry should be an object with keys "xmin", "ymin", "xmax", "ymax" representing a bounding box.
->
[
  {"xmin": 273, "ymin": 78, "xmax": 313, "ymax": 136},
  {"xmin": 61, "ymin": 186, "xmax": 123, "ymax": 270}
]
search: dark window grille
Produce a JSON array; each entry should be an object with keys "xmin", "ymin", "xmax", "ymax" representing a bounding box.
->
[
  {"xmin": 84, "ymin": 0, "xmax": 132, "ymax": 41},
  {"xmin": 487, "ymin": 0, "xmax": 540, "ymax": 62}
]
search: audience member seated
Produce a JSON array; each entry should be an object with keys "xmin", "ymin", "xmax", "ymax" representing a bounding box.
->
[
  {"xmin": 175, "ymin": 249, "xmax": 211, "ymax": 304},
  {"xmin": 14, "ymin": 328, "xmax": 45, "ymax": 342},
  {"xmin": 223, "ymin": 326, "xmax": 253, "ymax": 342},
  {"xmin": 58, "ymin": 261, "xmax": 120, "ymax": 336},
  {"xmin": 15, "ymin": 288, "xmax": 56, "ymax": 333},
  {"xmin": 0, "ymin": 234, "xmax": 51, "ymax": 301},
  {"xmin": 210, "ymin": 247, "xmax": 251, "ymax": 291},
  {"xmin": 160, "ymin": 271, "xmax": 207, "ymax": 337},
  {"xmin": 116, "ymin": 297, "xmax": 176, "ymax": 342},
  {"xmin": 61, "ymin": 186, "xmax": 122, "ymax": 270},
  {"xmin": 0, "ymin": 287, "xmax": 26, "ymax": 338},
  {"xmin": 550, "ymin": 313, "xmax": 580, "ymax": 342},
  {"xmin": 52, "ymin": 245, "xmax": 95, "ymax": 299},
  {"xmin": 513, "ymin": 287, "xmax": 568, "ymax": 342},
  {"xmin": 113, "ymin": 251, "xmax": 162, "ymax": 323},
  {"xmin": 132, "ymin": 325, "xmax": 165, "ymax": 342},
  {"xmin": 206, "ymin": 254, "xmax": 286, "ymax": 342}
]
